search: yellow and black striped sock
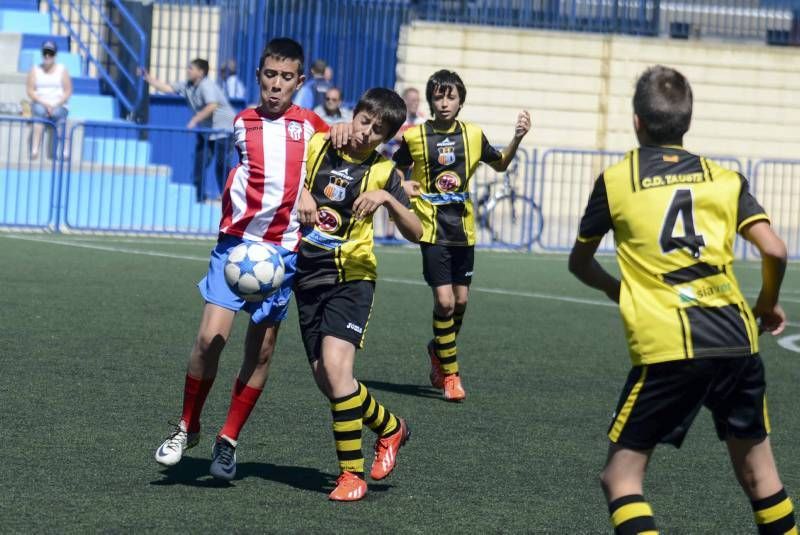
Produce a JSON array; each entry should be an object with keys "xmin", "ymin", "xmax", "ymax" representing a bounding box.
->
[
  {"xmin": 608, "ymin": 495, "xmax": 658, "ymax": 535},
  {"xmin": 433, "ymin": 312, "xmax": 458, "ymax": 375},
  {"xmin": 453, "ymin": 307, "xmax": 465, "ymax": 336},
  {"xmin": 751, "ymin": 488, "xmax": 797, "ymax": 534},
  {"xmin": 329, "ymin": 389, "xmax": 364, "ymax": 477},
  {"xmin": 358, "ymin": 382, "xmax": 399, "ymax": 438}
]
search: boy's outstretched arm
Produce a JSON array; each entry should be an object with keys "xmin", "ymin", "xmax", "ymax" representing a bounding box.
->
[
  {"xmin": 568, "ymin": 239, "xmax": 621, "ymax": 304},
  {"xmin": 741, "ymin": 220, "xmax": 788, "ymax": 335},
  {"xmin": 490, "ymin": 110, "xmax": 531, "ymax": 172}
]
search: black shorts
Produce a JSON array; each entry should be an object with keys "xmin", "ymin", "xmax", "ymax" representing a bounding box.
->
[
  {"xmin": 295, "ymin": 280, "xmax": 375, "ymax": 362},
  {"xmin": 608, "ymin": 355, "xmax": 769, "ymax": 450},
  {"xmin": 420, "ymin": 243, "xmax": 474, "ymax": 287}
]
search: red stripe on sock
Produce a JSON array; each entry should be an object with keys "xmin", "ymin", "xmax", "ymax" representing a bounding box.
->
[
  {"xmin": 219, "ymin": 378, "xmax": 263, "ymax": 441},
  {"xmin": 180, "ymin": 374, "xmax": 214, "ymax": 433}
]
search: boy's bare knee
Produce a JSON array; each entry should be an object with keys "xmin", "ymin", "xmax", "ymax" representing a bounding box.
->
[
  {"xmin": 194, "ymin": 331, "xmax": 226, "ymax": 358},
  {"xmin": 434, "ymin": 300, "xmax": 455, "ymax": 317}
]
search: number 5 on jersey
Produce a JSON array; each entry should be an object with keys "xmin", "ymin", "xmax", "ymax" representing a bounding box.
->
[{"xmin": 659, "ymin": 189, "xmax": 705, "ymax": 258}]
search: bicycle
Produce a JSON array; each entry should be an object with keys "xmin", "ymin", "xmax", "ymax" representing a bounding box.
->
[{"xmin": 474, "ymin": 158, "xmax": 543, "ymax": 249}]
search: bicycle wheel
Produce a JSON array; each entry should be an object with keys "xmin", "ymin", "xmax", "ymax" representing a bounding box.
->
[{"xmin": 484, "ymin": 194, "xmax": 543, "ymax": 249}]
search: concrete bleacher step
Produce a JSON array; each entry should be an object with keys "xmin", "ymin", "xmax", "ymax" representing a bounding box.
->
[
  {"xmin": 82, "ymin": 137, "xmax": 151, "ymax": 167},
  {"xmin": 0, "ymin": 9, "xmax": 50, "ymax": 34},
  {"xmin": 0, "ymin": 32, "xmax": 21, "ymax": 74},
  {"xmin": 68, "ymin": 94, "xmax": 117, "ymax": 121},
  {"xmin": 18, "ymin": 49, "xmax": 82, "ymax": 76},
  {"xmin": 72, "ymin": 76, "xmax": 101, "ymax": 95},
  {"xmin": 21, "ymin": 34, "xmax": 69, "ymax": 52},
  {"xmin": 3, "ymin": 1, "xmax": 39, "ymax": 11}
]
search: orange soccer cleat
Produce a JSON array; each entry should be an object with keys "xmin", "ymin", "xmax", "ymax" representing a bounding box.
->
[
  {"xmin": 370, "ymin": 418, "xmax": 411, "ymax": 480},
  {"xmin": 443, "ymin": 373, "xmax": 466, "ymax": 402},
  {"xmin": 427, "ymin": 340, "xmax": 445, "ymax": 388},
  {"xmin": 329, "ymin": 471, "xmax": 367, "ymax": 502}
]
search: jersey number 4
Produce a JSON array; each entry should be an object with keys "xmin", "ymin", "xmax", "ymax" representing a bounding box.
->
[{"xmin": 660, "ymin": 189, "xmax": 705, "ymax": 258}]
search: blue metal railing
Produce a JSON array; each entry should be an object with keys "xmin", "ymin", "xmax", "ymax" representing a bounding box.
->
[
  {"xmin": 218, "ymin": 0, "xmax": 411, "ymax": 105},
  {"xmin": 59, "ymin": 121, "xmax": 234, "ymax": 235},
  {"xmin": 0, "ymin": 117, "xmax": 60, "ymax": 230},
  {"xmin": 413, "ymin": 0, "xmax": 658, "ymax": 36},
  {"xmin": 139, "ymin": 0, "xmax": 800, "ymax": 114},
  {"xmin": 536, "ymin": 149, "xmax": 746, "ymax": 254},
  {"xmin": 47, "ymin": 0, "xmax": 147, "ymax": 118},
  {"xmin": 412, "ymin": 1, "xmax": 800, "ymax": 44},
  {"xmin": 1, "ymin": 117, "xmax": 798, "ymax": 258}
]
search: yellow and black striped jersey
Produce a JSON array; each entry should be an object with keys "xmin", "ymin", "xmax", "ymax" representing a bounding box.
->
[
  {"xmin": 393, "ymin": 120, "xmax": 502, "ymax": 246},
  {"xmin": 295, "ymin": 133, "xmax": 410, "ymax": 290},
  {"xmin": 578, "ymin": 145, "xmax": 769, "ymax": 366}
]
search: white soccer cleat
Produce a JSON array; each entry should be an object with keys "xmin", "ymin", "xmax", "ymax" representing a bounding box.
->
[
  {"xmin": 155, "ymin": 422, "xmax": 200, "ymax": 466},
  {"xmin": 209, "ymin": 436, "xmax": 237, "ymax": 481}
]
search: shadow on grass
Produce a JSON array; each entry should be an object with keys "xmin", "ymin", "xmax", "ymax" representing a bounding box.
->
[
  {"xmin": 150, "ymin": 456, "xmax": 392, "ymax": 494},
  {"xmin": 361, "ymin": 379, "xmax": 441, "ymax": 399}
]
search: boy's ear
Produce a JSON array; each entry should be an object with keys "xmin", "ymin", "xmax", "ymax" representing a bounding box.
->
[{"xmin": 295, "ymin": 73, "xmax": 306, "ymax": 91}]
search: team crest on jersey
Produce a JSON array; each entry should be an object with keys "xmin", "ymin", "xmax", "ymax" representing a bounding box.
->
[
  {"xmin": 436, "ymin": 137, "xmax": 456, "ymax": 166},
  {"xmin": 287, "ymin": 120, "xmax": 303, "ymax": 141},
  {"xmin": 435, "ymin": 171, "xmax": 461, "ymax": 193},
  {"xmin": 323, "ymin": 168, "xmax": 353, "ymax": 201},
  {"xmin": 317, "ymin": 207, "xmax": 342, "ymax": 233}
]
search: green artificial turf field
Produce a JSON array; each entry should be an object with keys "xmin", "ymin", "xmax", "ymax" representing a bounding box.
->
[{"xmin": 1, "ymin": 233, "xmax": 798, "ymax": 533}]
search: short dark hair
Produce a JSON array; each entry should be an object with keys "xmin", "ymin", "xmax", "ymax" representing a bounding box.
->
[
  {"xmin": 425, "ymin": 69, "xmax": 466, "ymax": 116},
  {"xmin": 633, "ymin": 65, "xmax": 693, "ymax": 144},
  {"xmin": 353, "ymin": 88, "xmax": 407, "ymax": 140},
  {"xmin": 190, "ymin": 58, "xmax": 209, "ymax": 77},
  {"xmin": 259, "ymin": 37, "xmax": 304, "ymax": 73},
  {"xmin": 311, "ymin": 59, "xmax": 327, "ymax": 76}
]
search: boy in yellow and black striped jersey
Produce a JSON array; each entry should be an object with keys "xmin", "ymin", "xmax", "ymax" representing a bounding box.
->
[
  {"xmin": 569, "ymin": 66, "xmax": 795, "ymax": 535},
  {"xmin": 294, "ymin": 88, "xmax": 423, "ymax": 502},
  {"xmin": 393, "ymin": 70, "xmax": 530, "ymax": 401}
]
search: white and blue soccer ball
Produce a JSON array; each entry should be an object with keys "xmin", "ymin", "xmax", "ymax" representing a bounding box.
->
[{"xmin": 224, "ymin": 242, "xmax": 285, "ymax": 302}]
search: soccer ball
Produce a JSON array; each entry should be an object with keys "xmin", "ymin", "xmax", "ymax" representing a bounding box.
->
[{"xmin": 224, "ymin": 242, "xmax": 285, "ymax": 302}]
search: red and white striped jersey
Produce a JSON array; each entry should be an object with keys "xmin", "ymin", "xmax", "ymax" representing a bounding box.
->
[{"xmin": 220, "ymin": 105, "xmax": 329, "ymax": 250}]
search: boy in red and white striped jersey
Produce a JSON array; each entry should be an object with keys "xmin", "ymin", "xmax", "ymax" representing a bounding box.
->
[{"xmin": 154, "ymin": 38, "xmax": 342, "ymax": 480}]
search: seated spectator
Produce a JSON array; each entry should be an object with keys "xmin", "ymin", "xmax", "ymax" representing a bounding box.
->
[
  {"xmin": 142, "ymin": 59, "xmax": 235, "ymax": 202},
  {"xmin": 293, "ymin": 58, "xmax": 330, "ymax": 109},
  {"xmin": 219, "ymin": 58, "xmax": 246, "ymax": 101},
  {"xmin": 26, "ymin": 40, "xmax": 72, "ymax": 159},
  {"xmin": 313, "ymin": 87, "xmax": 352, "ymax": 125}
]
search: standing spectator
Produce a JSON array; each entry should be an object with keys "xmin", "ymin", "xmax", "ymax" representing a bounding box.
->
[
  {"xmin": 396, "ymin": 87, "xmax": 426, "ymax": 139},
  {"xmin": 380, "ymin": 86, "xmax": 427, "ymax": 159},
  {"xmin": 27, "ymin": 40, "xmax": 72, "ymax": 159},
  {"xmin": 313, "ymin": 86, "xmax": 352, "ymax": 125},
  {"xmin": 142, "ymin": 59, "xmax": 236, "ymax": 201},
  {"xmin": 292, "ymin": 58, "xmax": 330, "ymax": 110},
  {"xmin": 323, "ymin": 65, "xmax": 334, "ymax": 83},
  {"xmin": 219, "ymin": 58, "xmax": 246, "ymax": 101}
]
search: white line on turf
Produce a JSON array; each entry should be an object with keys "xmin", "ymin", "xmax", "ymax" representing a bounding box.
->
[
  {"xmin": 5, "ymin": 234, "xmax": 800, "ymax": 311},
  {"xmin": 2, "ymin": 234, "xmax": 208, "ymax": 262},
  {"xmin": 4, "ymin": 234, "xmax": 617, "ymax": 308}
]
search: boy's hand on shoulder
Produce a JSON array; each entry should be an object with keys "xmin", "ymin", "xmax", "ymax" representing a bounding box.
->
[
  {"xmin": 327, "ymin": 122, "xmax": 352, "ymax": 149},
  {"xmin": 514, "ymin": 110, "xmax": 531, "ymax": 140},
  {"xmin": 352, "ymin": 190, "xmax": 389, "ymax": 219},
  {"xmin": 402, "ymin": 180, "xmax": 421, "ymax": 198}
]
